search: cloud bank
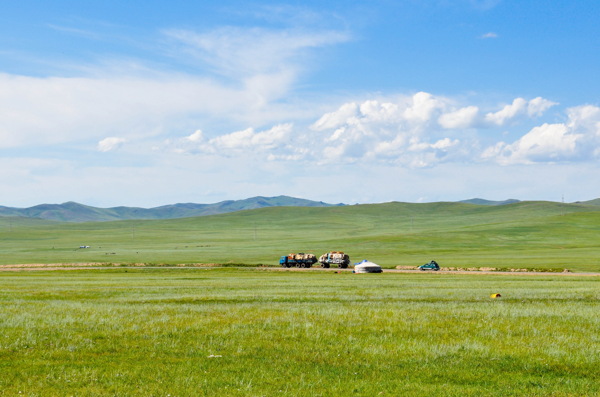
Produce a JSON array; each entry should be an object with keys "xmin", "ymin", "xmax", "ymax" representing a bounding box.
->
[{"xmin": 163, "ymin": 91, "xmax": 600, "ymax": 169}]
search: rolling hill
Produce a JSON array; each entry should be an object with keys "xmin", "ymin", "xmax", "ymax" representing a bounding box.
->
[
  {"xmin": 575, "ymin": 198, "xmax": 600, "ymax": 206},
  {"xmin": 0, "ymin": 196, "xmax": 343, "ymax": 222},
  {"xmin": 3, "ymin": 196, "xmax": 599, "ymax": 222},
  {"xmin": 459, "ymin": 198, "xmax": 520, "ymax": 205},
  {"xmin": 2, "ymin": 200, "xmax": 600, "ymax": 271}
]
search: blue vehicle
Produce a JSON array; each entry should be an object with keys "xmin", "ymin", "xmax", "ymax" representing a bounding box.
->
[
  {"xmin": 280, "ymin": 253, "xmax": 317, "ymax": 268},
  {"xmin": 418, "ymin": 260, "xmax": 440, "ymax": 271}
]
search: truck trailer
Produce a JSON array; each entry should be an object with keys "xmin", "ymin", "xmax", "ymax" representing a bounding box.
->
[{"xmin": 279, "ymin": 253, "xmax": 318, "ymax": 268}]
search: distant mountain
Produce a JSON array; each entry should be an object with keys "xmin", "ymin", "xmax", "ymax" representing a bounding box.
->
[
  {"xmin": 574, "ymin": 198, "xmax": 600, "ymax": 206},
  {"xmin": 0, "ymin": 196, "xmax": 344, "ymax": 222},
  {"xmin": 459, "ymin": 198, "xmax": 521, "ymax": 206}
]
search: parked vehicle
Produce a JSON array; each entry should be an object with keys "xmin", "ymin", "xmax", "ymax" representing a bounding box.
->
[
  {"xmin": 319, "ymin": 251, "xmax": 350, "ymax": 269},
  {"xmin": 419, "ymin": 260, "xmax": 440, "ymax": 271},
  {"xmin": 279, "ymin": 253, "xmax": 317, "ymax": 268}
]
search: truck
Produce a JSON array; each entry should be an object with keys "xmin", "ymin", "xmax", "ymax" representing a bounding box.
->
[
  {"xmin": 279, "ymin": 253, "xmax": 318, "ymax": 268},
  {"xmin": 319, "ymin": 251, "xmax": 350, "ymax": 269}
]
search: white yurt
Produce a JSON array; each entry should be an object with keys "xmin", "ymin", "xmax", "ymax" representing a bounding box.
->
[{"xmin": 353, "ymin": 259, "xmax": 383, "ymax": 273}]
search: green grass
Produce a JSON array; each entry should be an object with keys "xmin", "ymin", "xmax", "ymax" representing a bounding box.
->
[
  {"xmin": 0, "ymin": 268, "xmax": 598, "ymax": 396},
  {"xmin": 1, "ymin": 201, "xmax": 600, "ymax": 271}
]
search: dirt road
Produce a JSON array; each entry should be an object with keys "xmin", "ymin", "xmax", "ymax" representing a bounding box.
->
[{"xmin": 1, "ymin": 263, "xmax": 599, "ymax": 276}]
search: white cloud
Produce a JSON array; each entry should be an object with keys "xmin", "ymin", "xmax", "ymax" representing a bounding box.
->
[
  {"xmin": 484, "ymin": 98, "xmax": 527, "ymax": 125},
  {"xmin": 431, "ymin": 137, "xmax": 459, "ymax": 150},
  {"xmin": 161, "ymin": 92, "xmax": 573, "ymax": 168},
  {"xmin": 484, "ymin": 97, "xmax": 557, "ymax": 126},
  {"xmin": 566, "ymin": 105, "xmax": 600, "ymax": 133},
  {"xmin": 438, "ymin": 106, "xmax": 479, "ymax": 129},
  {"xmin": 308, "ymin": 92, "xmax": 471, "ymax": 166},
  {"xmin": 170, "ymin": 92, "xmax": 472, "ymax": 167},
  {"xmin": 485, "ymin": 123, "xmax": 578, "ymax": 164},
  {"xmin": 0, "ymin": 25, "xmax": 349, "ymax": 151},
  {"xmin": 360, "ymin": 100, "xmax": 402, "ymax": 124},
  {"xmin": 483, "ymin": 104, "xmax": 600, "ymax": 164},
  {"xmin": 97, "ymin": 137, "xmax": 126, "ymax": 152},
  {"xmin": 164, "ymin": 26, "xmax": 349, "ymax": 92},
  {"xmin": 303, "ymin": 93, "xmax": 568, "ymax": 167},
  {"xmin": 402, "ymin": 92, "xmax": 446, "ymax": 123},
  {"xmin": 0, "ymin": 73, "xmax": 257, "ymax": 148},
  {"xmin": 527, "ymin": 97, "xmax": 558, "ymax": 117},
  {"xmin": 312, "ymin": 102, "xmax": 360, "ymax": 131},
  {"xmin": 209, "ymin": 125, "xmax": 289, "ymax": 151},
  {"xmin": 186, "ymin": 130, "xmax": 204, "ymax": 142},
  {"xmin": 177, "ymin": 123, "xmax": 295, "ymax": 158}
]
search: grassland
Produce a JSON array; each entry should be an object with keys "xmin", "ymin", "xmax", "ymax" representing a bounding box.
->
[
  {"xmin": 2, "ymin": 201, "xmax": 599, "ymax": 395},
  {"xmin": 0, "ymin": 268, "xmax": 598, "ymax": 396},
  {"xmin": 2, "ymin": 201, "xmax": 600, "ymax": 272}
]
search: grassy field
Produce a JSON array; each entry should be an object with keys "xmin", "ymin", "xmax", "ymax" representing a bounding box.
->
[
  {"xmin": 0, "ymin": 268, "xmax": 598, "ymax": 396},
  {"xmin": 1, "ymin": 201, "xmax": 600, "ymax": 271}
]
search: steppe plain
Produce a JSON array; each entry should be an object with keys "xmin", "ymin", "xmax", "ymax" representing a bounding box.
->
[{"xmin": 1, "ymin": 201, "xmax": 599, "ymax": 396}]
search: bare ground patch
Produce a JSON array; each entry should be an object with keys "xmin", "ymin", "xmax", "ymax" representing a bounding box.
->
[
  {"xmin": 1, "ymin": 263, "xmax": 598, "ymax": 276},
  {"xmin": 0, "ymin": 262, "xmax": 224, "ymax": 271}
]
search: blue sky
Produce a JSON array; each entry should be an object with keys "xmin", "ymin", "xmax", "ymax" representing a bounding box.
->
[{"xmin": 1, "ymin": 0, "xmax": 599, "ymax": 207}]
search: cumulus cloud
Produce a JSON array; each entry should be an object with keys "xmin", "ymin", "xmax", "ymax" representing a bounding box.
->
[
  {"xmin": 567, "ymin": 105, "xmax": 600, "ymax": 132},
  {"xmin": 527, "ymin": 97, "xmax": 558, "ymax": 117},
  {"xmin": 304, "ymin": 92, "xmax": 564, "ymax": 167},
  {"xmin": 312, "ymin": 102, "xmax": 360, "ymax": 131},
  {"xmin": 209, "ymin": 124, "xmax": 290, "ymax": 151},
  {"xmin": 438, "ymin": 106, "xmax": 479, "ymax": 129},
  {"xmin": 484, "ymin": 98, "xmax": 527, "ymax": 125},
  {"xmin": 484, "ymin": 97, "xmax": 557, "ymax": 126},
  {"xmin": 483, "ymin": 104, "xmax": 600, "ymax": 164},
  {"xmin": 403, "ymin": 92, "xmax": 446, "ymax": 123},
  {"xmin": 483, "ymin": 123, "xmax": 578, "ymax": 164},
  {"xmin": 172, "ymin": 92, "xmax": 482, "ymax": 167},
  {"xmin": 97, "ymin": 137, "xmax": 126, "ymax": 152},
  {"xmin": 160, "ymin": 91, "xmax": 568, "ymax": 168},
  {"xmin": 176, "ymin": 123, "xmax": 297, "ymax": 159},
  {"xmin": 312, "ymin": 92, "xmax": 446, "ymax": 133},
  {"xmin": 309, "ymin": 92, "xmax": 469, "ymax": 166},
  {"xmin": 186, "ymin": 130, "xmax": 204, "ymax": 142}
]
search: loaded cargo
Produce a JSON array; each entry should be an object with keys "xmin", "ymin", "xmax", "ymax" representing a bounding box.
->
[
  {"xmin": 279, "ymin": 253, "xmax": 317, "ymax": 268},
  {"xmin": 318, "ymin": 251, "xmax": 350, "ymax": 269}
]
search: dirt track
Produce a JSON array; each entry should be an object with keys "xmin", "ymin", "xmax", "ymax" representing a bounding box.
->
[
  {"xmin": 0, "ymin": 263, "xmax": 599, "ymax": 276},
  {"xmin": 381, "ymin": 269, "xmax": 600, "ymax": 276},
  {"xmin": 267, "ymin": 267, "xmax": 600, "ymax": 277}
]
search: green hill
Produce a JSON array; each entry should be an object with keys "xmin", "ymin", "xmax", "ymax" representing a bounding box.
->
[
  {"xmin": 459, "ymin": 198, "xmax": 520, "ymax": 205},
  {"xmin": 0, "ymin": 196, "xmax": 342, "ymax": 222},
  {"xmin": 576, "ymin": 198, "xmax": 600, "ymax": 206},
  {"xmin": 2, "ymin": 200, "xmax": 600, "ymax": 272}
]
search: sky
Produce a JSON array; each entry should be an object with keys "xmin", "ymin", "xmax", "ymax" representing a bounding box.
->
[{"xmin": 1, "ymin": 0, "xmax": 599, "ymax": 207}]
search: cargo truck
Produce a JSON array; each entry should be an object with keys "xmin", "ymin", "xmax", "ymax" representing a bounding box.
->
[
  {"xmin": 319, "ymin": 251, "xmax": 350, "ymax": 269},
  {"xmin": 279, "ymin": 253, "xmax": 318, "ymax": 268}
]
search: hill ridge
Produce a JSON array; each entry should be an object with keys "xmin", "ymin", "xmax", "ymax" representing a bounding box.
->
[
  {"xmin": 2, "ymin": 196, "xmax": 599, "ymax": 223},
  {"xmin": 459, "ymin": 198, "xmax": 520, "ymax": 206},
  {"xmin": 0, "ymin": 195, "xmax": 343, "ymax": 222}
]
